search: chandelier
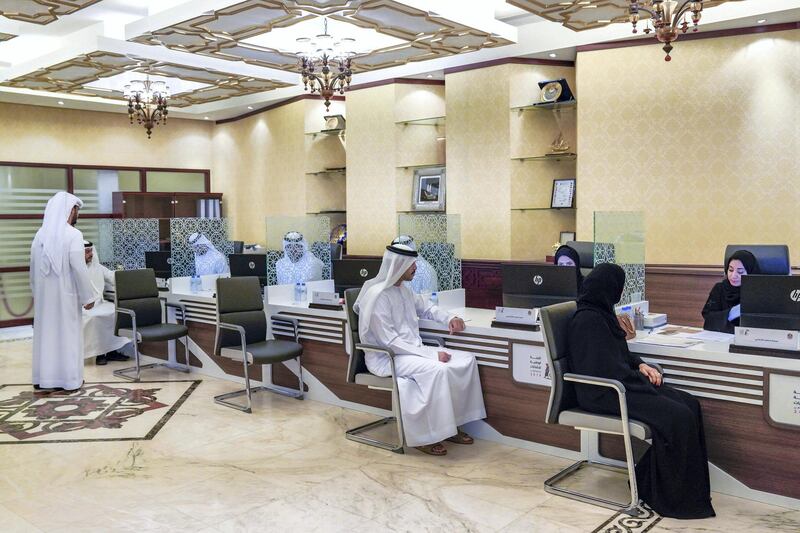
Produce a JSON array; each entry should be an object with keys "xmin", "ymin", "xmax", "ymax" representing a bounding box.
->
[
  {"xmin": 123, "ymin": 76, "xmax": 169, "ymax": 138},
  {"xmin": 628, "ymin": 1, "xmax": 705, "ymax": 61},
  {"xmin": 297, "ymin": 18, "xmax": 355, "ymax": 111}
]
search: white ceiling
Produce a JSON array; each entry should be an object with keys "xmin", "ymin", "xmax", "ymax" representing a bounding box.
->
[{"xmin": 0, "ymin": 0, "xmax": 797, "ymax": 121}]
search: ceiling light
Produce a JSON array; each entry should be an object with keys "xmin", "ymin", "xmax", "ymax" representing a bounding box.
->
[
  {"xmin": 247, "ymin": 106, "xmax": 254, "ymax": 110},
  {"xmin": 549, "ymin": 53, "xmax": 557, "ymax": 58},
  {"xmin": 57, "ymin": 101, "xmax": 64, "ymax": 105},
  {"xmin": 204, "ymin": 116, "xmax": 209, "ymax": 120},
  {"xmin": 629, "ymin": 0, "xmax": 710, "ymax": 61},
  {"xmin": 124, "ymin": 75, "xmax": 169, "ymax": 139},
  {"xmin": 297, "ymin": 18, "xmax": 354, "ymax": 111},
  {"xmin": 757, "ymin": 19, "xmax": 766, "ymax": 24},
  {"xmin": 426, "ymin": 74, "xmax": 433, "ymax": 78}
]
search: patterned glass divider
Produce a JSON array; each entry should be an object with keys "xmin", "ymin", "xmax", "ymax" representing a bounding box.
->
[
  {"xmin": 265, "ymin": 215, "xmax": 332, "ymax": 286},
  {"xmin": 99, "ymin": 218, "xmax": 160, "ymax": 271},
  {"xmin": 397, "ymin": 213, "xmax": 462, "ymax": 291},
  {"xmin": 593, "ymin": 211, "xmax": 645, "ymax": 305},
  {"xmin": 170, "ymin": 217, "xmax": 233, "ymax": 277}
]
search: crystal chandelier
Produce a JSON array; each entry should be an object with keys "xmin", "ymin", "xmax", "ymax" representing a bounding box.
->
[
  {"xmin": 123, "ymin": 76, "xmax": 169, "ymax": 138},
  {"xmin": 628, "ymin": 1, "xmax": 705, "ymax": 61},
  {"xmin": 297, "ymin": 18, "xmax": 355, "ymax": 111}
]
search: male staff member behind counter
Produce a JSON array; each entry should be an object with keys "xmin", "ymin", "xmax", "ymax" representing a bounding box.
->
[{"xmin": 702, "ymin": 250, "xmax": 759, "ymax": 334}]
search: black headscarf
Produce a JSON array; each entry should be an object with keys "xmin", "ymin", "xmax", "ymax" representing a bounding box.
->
[
  {"xmin": 554, "ymin": 245, "xmax": 584, "ymax": 291},
  {"xmin": 720, "ymin": 249, "xmax": 759, "ymax": 306},
  {"xmin": 575, "ymin": 263, "xmax": 627, "ymax": 339}
]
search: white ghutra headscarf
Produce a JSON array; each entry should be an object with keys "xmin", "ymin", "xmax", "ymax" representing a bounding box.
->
[
  {"xmin": 391, "ymin": 234, "xmax": 439, "ymax": 294},
  {"xmin": 32, "ymin": 191, "xmax": 83, "ymax": 276},
  {"xmin": 353, "ymin": 243, "xmax": 418, "ymax": 338},
  {"xmin": 188, "ymin": 232, "xmax": 229, "ymax": 276}
]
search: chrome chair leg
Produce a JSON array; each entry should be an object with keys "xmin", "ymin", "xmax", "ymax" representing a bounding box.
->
[
  {"xmin": 345, "ymin": 382, "xmax": 405, "ymax": 454},
  {"xmin": 214, "ymin": 357, "xmax": 305, "ymax": 413}
]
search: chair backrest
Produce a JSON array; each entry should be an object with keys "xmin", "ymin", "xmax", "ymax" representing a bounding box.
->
[
  {"xmin": 539, "ymin": 301, "xmax": 579, "ymax": 424},
  {"xmin": 215, "ymin": 276, "xmax": 267, "ymax": 354},
  {"xmin": 565, "ymin": 241, "xmax": 595, "ymax": 269},
  {"xmin": 344, "ymin": 288, "xmax": 369, "ymax": 384},
  {"xmin": 232, "ymin": 241, "xmax": 244, "ymax": 254},
  {"xmin": 114, "ymin": 268, "xmax": 162, "ymax": 334},
  {"xmin": 330, "ymin": 242, "xmax": 343, "ymax": 260},
  {"xmin": 725, "ymin": 244, "xmax": 790, "ymax": 275}
]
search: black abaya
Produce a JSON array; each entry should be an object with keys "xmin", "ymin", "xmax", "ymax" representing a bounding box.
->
[{"xmin": 567, "ymin": 263, "xmax": 715, "ymax": 519}]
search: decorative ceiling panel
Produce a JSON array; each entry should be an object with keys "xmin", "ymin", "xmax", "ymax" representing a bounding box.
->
[
  {"xmin": 1, "ymin": 51, "xmax": 291, "ymax": 107},
  {"xmin": 0, "ymin": 32, "xmax": 17, "ymax": 41},
  {"xmin": 507, "ymin": 0, "xmax": 735, "ymax": 31},
  {"xmin": 130, "ymin": 0, "xmax": 512, "ymax": 73},
  {"xmin": 0, "ymin": 0, "xmax": 100, "ymax": 25}
]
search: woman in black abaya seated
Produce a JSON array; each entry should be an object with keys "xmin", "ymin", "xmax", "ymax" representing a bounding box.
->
[
  {"xmin": 567, "ymin": 263, "xmax": 715, "ymax": 519},
  {"xmin": 702, "ymin": 250, "xmax": 759, "ymax": 334},
  {"xmin": 553, "ymin": 244, "xmax": 584, "ymax": 292}
]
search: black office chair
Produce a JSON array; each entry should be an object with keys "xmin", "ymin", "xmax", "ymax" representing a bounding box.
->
[
  {"xmin": 113, "ymin": 268, "xmax": 190, "ymax": 382},
  {"xmin": 214, "ymin": 276, "xmax": 303, "ymax": 413},
  {"xmin": 232, "ymin": 241, "xmax": 244, "ymax": 254},
  {"xmin": 725, "ymin": 244, "xmax": 790, "ymax": 275},
  {"xmin": 565, "ymin": 241, "xmax": 597, "ymax": 277},
  {"xmin": 540, "ymin": 301, "xmax": 663, "ymax": 516}
]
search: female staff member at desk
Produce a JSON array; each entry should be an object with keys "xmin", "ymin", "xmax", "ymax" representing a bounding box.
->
[
  {"xmin": 702, "ymin": 250, "xmax": 759, "ymax": 334},
  {"xmin": 553, "ymin": 244, "xmax": 584, "ymax": 291},
  {"xmin": 568, "ymin": 264, "xmax": 715, "ymax": 519}
]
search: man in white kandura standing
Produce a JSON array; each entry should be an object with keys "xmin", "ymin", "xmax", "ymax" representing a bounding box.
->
[
  {"xmin": 354, "ymin": 242, "xmax": 486, "ymax": 456},
  {"xmin": 30, "ymin": 192, "xmax": 96, "ymax": 391},
  {"xmin": 82, "ymin": 240, "xmax": 130, "ymax": 366}
]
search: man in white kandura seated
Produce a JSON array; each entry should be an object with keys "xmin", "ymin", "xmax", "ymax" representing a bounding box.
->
[
  {"xmin": 275, "ymin": 231, "xmax": 324, "ymax": 285},
  {"xmin": 354, "ymin": 242, "xmax": 486, "ymax": 456},
  {"xmin": 391, "ymin": 234, "xmax": 439, "ymax": 294},
  {"xmin": 188, "ymin": 232, "xmax": 230, "ymax": 276},
  {"xmin": 82, "ymin": 241, "xmax": 130, "ymax": 366}
]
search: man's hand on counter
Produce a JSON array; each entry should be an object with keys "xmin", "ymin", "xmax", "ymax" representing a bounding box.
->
[
  {"xmin": 448, "ymin": 317, "xmax": 466, "ymax": 334},
  {"xmin": 639, "ymin": 363, "xmax": 663, "ymax": 387}
]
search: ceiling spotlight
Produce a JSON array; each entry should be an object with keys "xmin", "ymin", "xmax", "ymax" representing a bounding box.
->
[
  {"xmin": 549, "ymin": 53, "xmax": 557, "ymax": 58},
  {"xmin": 57, "ymin": 101, "xmax": 64, "ymax": 105},
  {"xmin": 204, "ymin": 116, "xmax": 209, "ymax": 120},
  {"xmin": 757, "ymin": 19, "xmax": 766, "ymax": 24},
  {"xmin": 247, "ymin": 106, "xmax": 254, "ymax": 110},
  {"xmin": 426, "ymin": 74, "xmax": 433, "ymax": 78}
]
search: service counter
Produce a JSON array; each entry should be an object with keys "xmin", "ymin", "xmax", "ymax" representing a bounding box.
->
[{"xmin": 143, "ymin": 280, "xmax": 800, "ymax": 510}]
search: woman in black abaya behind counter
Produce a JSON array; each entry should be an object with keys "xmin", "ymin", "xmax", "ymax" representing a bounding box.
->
[
  {"xmin": 702, "ymin": 250, "xmax": 759, "ymax": 334},
  {"xmin": 567, "ymin": 263, "xmax": 715, "ymax": 519}
]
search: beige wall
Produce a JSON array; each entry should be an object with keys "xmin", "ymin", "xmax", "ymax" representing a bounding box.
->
[
  {"xmin": 0, "ymin": 102, "xmax": 212, "ymax": 168},
  {"xmin": 576, "ymin": 29, "xmax": 800, "ymax": 265}
]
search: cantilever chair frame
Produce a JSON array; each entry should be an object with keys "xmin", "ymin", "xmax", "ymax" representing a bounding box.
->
[
  {"xmin": 214, "ymin": 315, "xmax": 304, "ymax": 413},
  {"xmin": 113, "ymin": 287, "xmax": 191, "ymax": 383},
  {"xmin": 540, "ymin": 302, "xmax": 663, "ymax": 517},
  {"xmin": 343, "ymin": 288, "xmax": 443, "ymax": 454}
]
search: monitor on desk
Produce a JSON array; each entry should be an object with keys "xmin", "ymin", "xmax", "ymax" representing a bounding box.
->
[
  {"xmin": 333, "ymin": 258, "xmax": 383, "ymax": 294},
  {"xmin": 741, "ymin": 275, "xmax": 800, "ymax": 330},
  {"xmin": 501, "ymin": 264, "xmax": 578, "ymax": 309},
  {"xmin": 145, "ymin": 251, "xmax": 172, "ymax": 279},
  {"xmin": 228, "ymin": 253, "xmax": 268, "ymax": 287}
]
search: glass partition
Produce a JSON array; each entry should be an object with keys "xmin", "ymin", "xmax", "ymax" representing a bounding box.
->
[
  {"xmin": 170, "ymin": 217, "xmax": 232, "ymax": 277},
  {"xmin": 73, "ymin": 168, "xmax": 140, "ymax": 214},
  {"xmin": 265, "ymin": 215, "xmax": 332, "ymax": 285},
  {"xmin": 96, "ymin": 218, "xmax": 160, "ymax": 271},
  {"xmin": 0, "ymin": 165, "xmax": 67, "ymax": 214},
  {"xmin": 593, "ymin": 211, "xmax": 645, "ymax": 305},
  {"xmin": 397, "ymin": 213, "xmax": 462, "ymax": 291}
]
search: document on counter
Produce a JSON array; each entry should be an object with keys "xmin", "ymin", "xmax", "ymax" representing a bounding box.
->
[
  {"xmin": 636, "ymin": 334, "xmax": 703, "ymax": 348},
  {"xmin": 686, "ymin": 330, "xmax": 734, "ymax": 343}
]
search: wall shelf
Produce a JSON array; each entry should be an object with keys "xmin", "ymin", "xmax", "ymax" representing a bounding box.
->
[
  {"xmin": 511, "ymin": 100, "xmax": 577, "ymax": 113},
  {"xmin": 305, "ymin": 129, "xmax": 345, "ymax": 137},
  {"xmin": 512, "ymin": 153, "xmax": 576, "ymax": 162},
  {"xmin": 306, "ymin": 168, "xmax": 346, "ymax": 176},
  {"xmin": 397, "ymin": 163, "xmax": 445, "ymax": 170},
  {"xmin": 511, "ymin": 207, "xmax": 576, "ymax": 212},
  {"xmin": 306, "ymin": 210, "xmax": 346, "ymax": 214},
  {"xmin": 396, "ymin": 116, "xmax": 446, "ymax": 127}
]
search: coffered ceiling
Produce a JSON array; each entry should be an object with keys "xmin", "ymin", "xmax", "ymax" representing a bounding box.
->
[{"xmin": 0, "ymin": 0, "xmax": 797, "ymax": 120}]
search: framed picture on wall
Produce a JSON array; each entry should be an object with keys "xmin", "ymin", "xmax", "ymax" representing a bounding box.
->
[
  {"xmin": 559, "ymin": 231, "xmax": 576, "ymax": 243},
  {"xmin": 412, "ymin": 166, "xmax": 446, "ymax": 212}
]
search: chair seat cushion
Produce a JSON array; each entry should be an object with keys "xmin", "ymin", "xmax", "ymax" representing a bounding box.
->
[
  {"xmin": 558, "ymin": 408, "xmax": 651, "ymax": 441},
  {"xmin": 354, "ymin": 372, "xmax": 393, "ymax": 389},
  {"xmin": 121, "ymin": 323, "xmax": 188, "ymax": 342},
  {"xmin": 245, "ymin": 339, "xmax": 302, "ymax": 364}
]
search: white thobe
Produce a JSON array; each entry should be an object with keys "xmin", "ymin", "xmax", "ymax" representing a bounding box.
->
[
  {"xmin": 409, "ymin": 258, "xmax": 439, "ymax": 294},
  {"xmin": 31, "ymin": 225, "xmax": 95, "ymax": 389},
  {"xmin": 361, "ymin": 285, "xmax": 486, "ymax": 447},
  {"xmin": 195, "ymin": 250, "xmax": 229, "ymax": 276},
  {"xmin": 276, "ymin": 255, "xmax": 324, "ymax": 285},
  {"xmin": 83, "ymin": 262, "xmax": 129, "ymax": 358}
]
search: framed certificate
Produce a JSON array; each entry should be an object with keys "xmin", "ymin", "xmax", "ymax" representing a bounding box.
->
[{"xmin": 551, "ymin": 179, "xmax": 575, "ymax": 208}]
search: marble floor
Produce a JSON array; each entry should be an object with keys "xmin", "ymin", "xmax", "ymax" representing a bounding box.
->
[{"xmin": 2, "ymin": 336, "xmax": 800, "ymax": 533}]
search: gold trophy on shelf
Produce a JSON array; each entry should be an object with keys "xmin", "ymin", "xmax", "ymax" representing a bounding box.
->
[{"xmin": 549, "ymin": 132, "xmax": 570, "ymax": 154}]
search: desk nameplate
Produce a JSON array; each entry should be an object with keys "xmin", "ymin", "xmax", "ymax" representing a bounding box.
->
[{"xmin": 763, "ymin": 369, "xmax": 800, "ymax": 431}]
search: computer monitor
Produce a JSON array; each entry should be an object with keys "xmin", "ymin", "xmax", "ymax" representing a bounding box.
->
[
  {"xmin": 228, "ymin": 253, "xmax": 268, "ymax": 287},
  {"xmin": 333, "ymin": 258, "xmax": 383, "ymax": 294},
  {"xmin": 145, "ymin": 251, "xmax": 172, "ymax": 279},
  {"xmin": 740, "ymin": 275, "xmax": 800, "ymax": 330},
  {"xmin": 501, "ymin": 264, "xmax": 579, "ymax": 308}
]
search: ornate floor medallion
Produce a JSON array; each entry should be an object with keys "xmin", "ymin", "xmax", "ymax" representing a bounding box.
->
[
  {"xmin": 0, "ymin": 380, "xmax": 200, "ymax": 444},
  {"xmin": 593, "ymin": 504, "xmax": 661, "ymax": 533}
]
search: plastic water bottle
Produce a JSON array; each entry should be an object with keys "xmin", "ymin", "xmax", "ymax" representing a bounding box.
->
[
  {"xmin": 429, "ymin": 291, "xmax": 439, "ymax": 306},
  {"xmin": 294, "ymin": 282, "xmax": 302, "ymax": 304},
  {"xmin": 190, "ymin": 275, "xmax": 200, "ymax": 294},
  {"xmin": 300, "ymin": 282, "xmax": 308, "ymax": 302}
]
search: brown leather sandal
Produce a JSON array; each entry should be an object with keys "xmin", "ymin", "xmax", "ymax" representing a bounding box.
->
[
  {"xmin": 445, "ymin": 430, "xmax": 474, "ymax": 445},
  {"xmin": 415, "ymin": 442, "xmax": 447, "ymax": 456}
]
